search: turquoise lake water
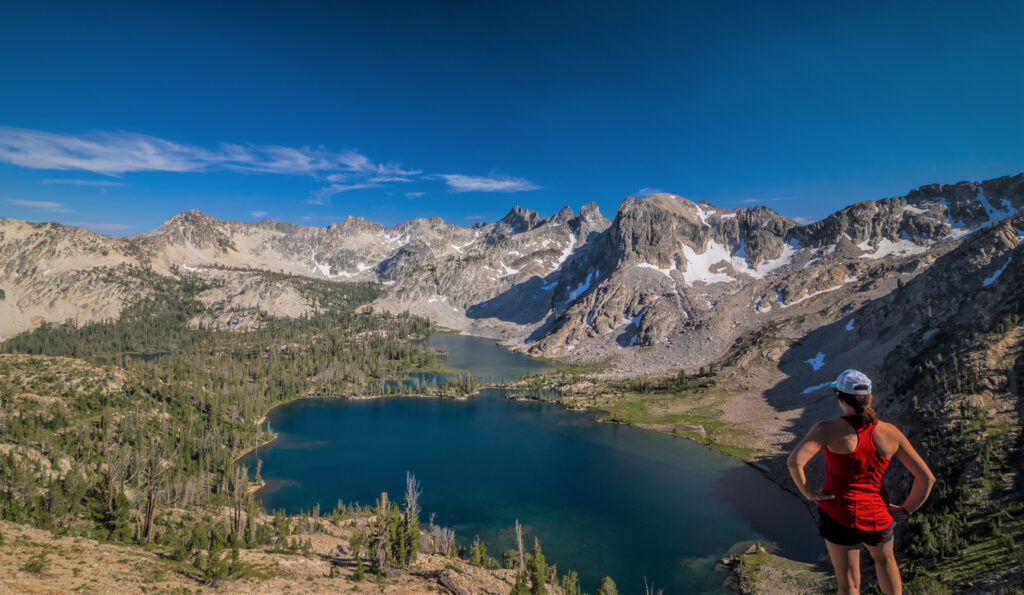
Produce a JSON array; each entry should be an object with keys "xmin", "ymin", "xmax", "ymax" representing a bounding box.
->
[{"xmin": 242, "ymin": 334, "xmax": 820, "ymax": 593}]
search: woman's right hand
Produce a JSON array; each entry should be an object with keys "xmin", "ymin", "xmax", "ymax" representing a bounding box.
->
[{"xmin": 807, "ymin": 490, "xmax": 835, "ymax": 502}]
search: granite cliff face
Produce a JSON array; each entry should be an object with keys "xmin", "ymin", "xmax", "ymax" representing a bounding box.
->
[{"xmin": 1, "ymin": 173, "xmax": 1021, "ymax": 374}]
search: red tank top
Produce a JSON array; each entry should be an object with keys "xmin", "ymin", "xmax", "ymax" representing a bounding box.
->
[{"xmin": 817, "ymin": 417, "xmax": 893, "ymax": 531}]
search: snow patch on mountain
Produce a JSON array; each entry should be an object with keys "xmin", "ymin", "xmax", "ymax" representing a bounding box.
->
[
  {"xmin": 805, "ymin": 352, "xmax": 826, "ymax": 371},
  {"xmin": 636, "ymin": 260, "xmax": 677, "ymax": 278},
  {"xmin": 567, "ymin": 270, "xmax": 596, "ymax": 303},
  {"xmin": 858, "ymin": 237, "xmax": 931, "ymax": 260},
  {"xmin": 778, "ymin": 277, "xmax": 858, "ymax": 307},
  {"xmin": 312, "ymin": 257, "xmax": 372, "ymax": 278},
  {"xmin": 983, "ymin": 256, "xmax": 1012, "ymax": 287}
]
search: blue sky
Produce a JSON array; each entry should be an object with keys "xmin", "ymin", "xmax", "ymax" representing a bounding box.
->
[{"xmin": 1, "ymin": 1, "xmax": 1022, "ymax": 235}]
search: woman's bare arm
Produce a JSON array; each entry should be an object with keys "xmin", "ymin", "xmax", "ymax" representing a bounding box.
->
[
  {"xmin": 787, "ymin": 422, "xmax": 836, "ymax": 502},
  {"xmin": 889, "ymin": 427, "xmax": 936, "ymax": 516}
]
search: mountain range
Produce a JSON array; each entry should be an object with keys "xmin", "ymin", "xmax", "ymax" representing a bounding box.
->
[{"xmin": 3, "ymin": 173, "xmax": 1022, "ymax": 377}]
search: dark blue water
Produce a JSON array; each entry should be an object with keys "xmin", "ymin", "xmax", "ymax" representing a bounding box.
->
[
  {"xmin": 423, "ymin": 332, "xmax": 557, "ymax": 381},
  {"xmin": 242, "ymin": 334, "xmax": 820, "ymax": 593}
]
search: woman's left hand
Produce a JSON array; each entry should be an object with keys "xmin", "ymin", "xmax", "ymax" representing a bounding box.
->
[{"xmin": 888, "ymin": 504, "xmax": 908, "ymax": 518}]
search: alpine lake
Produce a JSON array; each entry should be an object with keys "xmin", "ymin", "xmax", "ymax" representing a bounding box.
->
[{"xmin": 241, "ymin": 333, "xmax": 820, "ymax": 593}]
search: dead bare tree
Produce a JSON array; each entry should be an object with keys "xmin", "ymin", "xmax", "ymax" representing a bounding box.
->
[
  {"xmin": 404, "ymin": 471, "xmax": 421, "ymax": 524},
  {"xmin": 426, "ymin": 513, "xmax": 455, "ymax": 556},
  {"xmin": 137, "ymin": 433, "xmax": 172, "ymax": 544},
  {"xmin": 515, "ymin": 519, "xmax": 526, "ymax": 574},
  {"xmin": 373, "ymin": 492, "xmax": 390, "ymax": 570},
  {"xmin": 101, "ymin": 424, "xmax": 133, "ymax": 518},
  {"xmin": 643, "ymin": 576, "xmax": 663, "ymax": 595},
  {"xmin": 231, "ymin": 465, "xmax": 248, "ymax": 543}
]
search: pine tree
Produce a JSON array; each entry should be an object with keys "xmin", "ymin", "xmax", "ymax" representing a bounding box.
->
[
  {"xmin": 86, "ymin": 478, "xmax": 132, "ymax": 541},
  {"xmin": 245, "ymin": 492, "xmax": 258, "ymax": 547},
  {"xmin": 511, "ymin": 571, "xmax": 531, "ymax": 595},
  {"xmin": 229, "ymin": 543, "xmax": 241, "ymax": 577},
  {"xmin": 201, "ymin": 537, "xmax": 229, "ymax": 585},
  {"xmin": 403, "ymin": 472, "xmax": 421, "ymax": 565},
  {"xmin": 469, "ymin": 536, "xmax": 488, "ymax": 566},
  {"xmin": 527, "ymin": 537, "xmax": 549, "ymax": 595}
]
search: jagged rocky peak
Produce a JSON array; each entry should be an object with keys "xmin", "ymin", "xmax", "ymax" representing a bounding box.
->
[
  {"xmin": 610, "ymin": 193, "xmax": 708, "ymax": 266},
  {"xmin": 550, "ymin": 206, "xmax": 575, "ymax": 225},
  {"xmin": 795, "ymin": 200, "xmax": 896, "ymax": 249},
  {"xmin": 981, "ymin": 173, "xmax": 1024, "ymax": 209},
  {"xmin": 500, "ymin": 205, "xmax": 541, "ymax": 230},
  {"xmin": 905, "ymin": 174, "xmax": 1024, "ymax": 230},
  {"xmin": 638, "ymin": 192, "xmax": 703, "ymax": 220},
  {"xmin": 485, "ymin": 206, "xmax": 542, "ymax": 243},
  {"xmin": 578, "ymin": 202, "xmax": 606, "ymax": 223},
  {"xmin": 573, "ymin": 202, "xmax": 611, "ymax": 237},
  {"xmin": 391, "ymin": 216, "xmax": 458, "ymax": 239},
  {"xmin": 907, "ymin": 182, "xmax": 991, "ymax": 230},
  {"xmin": 329, "ymin": 215, "xmax": 380, "ymax": 234},
  {"xmin": 708, "ymin": 205, "xmax": 797, "ymax": 266},
  {"xmin": 147, "ymin": 209, "xmax": 232, "ymax": 249},
  {"xmin": 158, "ymin": 209, "xmax": 218, "ymax": 229}
]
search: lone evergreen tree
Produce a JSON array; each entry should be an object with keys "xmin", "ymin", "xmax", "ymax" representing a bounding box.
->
[
  {"xmin": 86, "ymin": 478, "xmax": 132, "ymax": 541},
  {"xmin": 527, "ymin": 537, "xmax": 549, "ymax": 595}
]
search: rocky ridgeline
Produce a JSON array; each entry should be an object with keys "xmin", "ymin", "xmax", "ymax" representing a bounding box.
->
[{"xmin": 1, "ymin": 174, "xmax": 1021, "ymax": 373}]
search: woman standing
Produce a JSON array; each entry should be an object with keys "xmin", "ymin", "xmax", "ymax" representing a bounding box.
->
[{"xmin": 788, "ymin": 369, "xmax": 935, "ymax": 595}]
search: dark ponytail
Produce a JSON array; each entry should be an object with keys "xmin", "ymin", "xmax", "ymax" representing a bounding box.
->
[{"xmin": 837, "ymin": 390, "xmax": 877, "ymax": 427}]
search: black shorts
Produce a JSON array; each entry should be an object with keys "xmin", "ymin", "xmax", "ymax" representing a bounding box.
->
[{"xmin": 818, "ymin": 509, "xmax": 893, "ymax": 547}]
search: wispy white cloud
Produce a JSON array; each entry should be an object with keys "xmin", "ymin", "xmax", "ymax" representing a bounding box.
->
[
  {"xmin": 439, "ymin": 174, "xmax": 540, "ymax": 193},
  {"xmin": 369, "ymin": 175, "xmax": 413, "ymax": 183},
  {"xmin": 375, "ymin": 163, "xmax": 421, "ymax": 177},
  {"xmin": 634, "ymin": 187, "xmax": 663, "ymax": 198},
  {"xmin": 7, "ymin": 199, "xmax": 73, "ymax": 212},
  {"xmin": 1, "ymin": 126, "xmax": 539, "ymax": 204},
  {"xmin": 251, "ymin": 210, "xmax": 268, "ymax": 218},
  {"xmin": 720, "ymin": 196, "xmax": 801, "ymax": 206},
  {"xmin": 791, "ymin": 215, "xmax": 816, "ymax": 224},
  {"xmin": 0, "ymin": 127, "xmax": 419, "ymax": 202},
  {"xmin": 305, "ymin": 183, "xmax": 378, "ymax": 205},
  {"xmin": 405, "ymin": 192, "xmax": 424, "ymax": 199},
  {"xmin": 0, "ymin": 127, "xmax": 217, "ymax": 174},
  {"xmin": 68, "ymin": 222, "xmax": 133, "ymax": 235},
  {"xmin": 43, "ymin": 178, "xmax": 128, "ymax": 187}
]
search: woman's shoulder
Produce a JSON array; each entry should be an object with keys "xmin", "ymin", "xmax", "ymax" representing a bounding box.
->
[
  {"xmin": 813, "ymin": 417, "xmax": 853, "ymax": 435},
  {"xmin": 873, "ymin": 419, "xmax": 904, "ymax": 435},
  {"xmin": 872, "ymin": 419, "xmax": 907, "ymax": 447}
]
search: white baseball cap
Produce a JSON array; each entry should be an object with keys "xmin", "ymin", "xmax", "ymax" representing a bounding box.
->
[{"xmin": 830, "ymin": 369, "xmax": 872, "ymax": 395}]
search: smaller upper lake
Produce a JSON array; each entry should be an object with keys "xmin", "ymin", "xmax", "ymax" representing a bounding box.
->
[
  {"xmin": 423, "ymin": 332, "xmax": 557, "ymax": 381},
  {"xmin": 243, "ymin": 333, "xmax": 820, "ymax": 593}
]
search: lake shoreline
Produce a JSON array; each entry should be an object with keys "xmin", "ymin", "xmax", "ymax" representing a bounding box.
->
[
  {"xmin": 243, "ymin": 372, "xmax": 787, "ymax": 499},
  {"xmin": 238, "ymin": 389, "xmax": 487, "ymax": 464}
]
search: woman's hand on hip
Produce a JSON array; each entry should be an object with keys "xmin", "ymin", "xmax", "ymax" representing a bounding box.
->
[{"xmin": 888, "ymin": 504, "xmax": 909, "ymax": 518}]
